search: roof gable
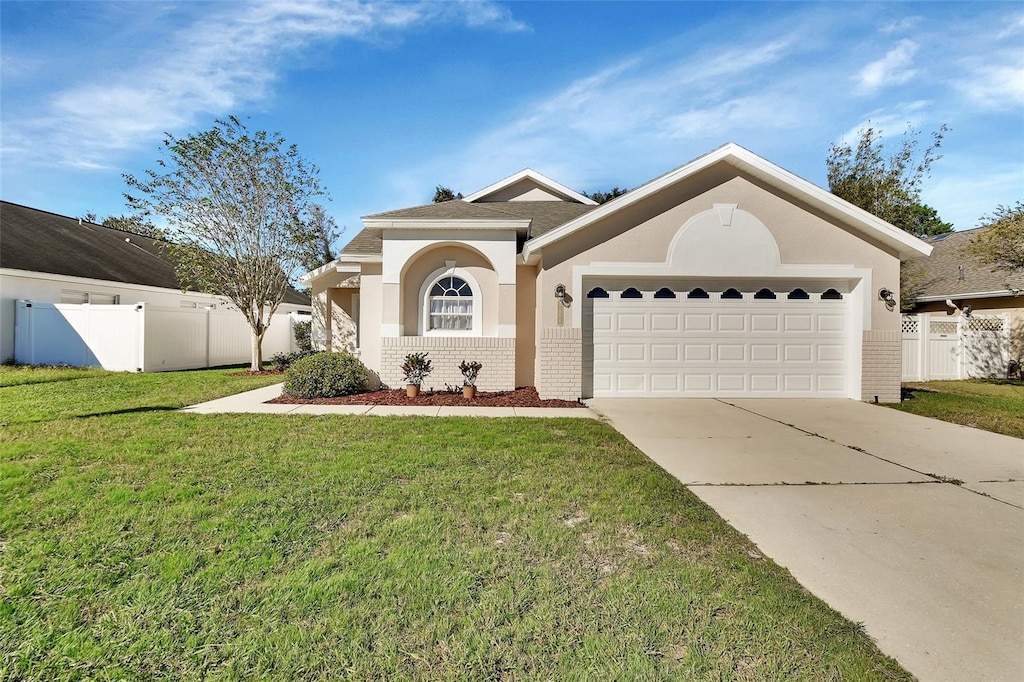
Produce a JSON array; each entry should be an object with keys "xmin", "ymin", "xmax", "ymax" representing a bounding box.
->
[
  {"xmin": 462, "ymin": 168, "xmax": 597, "ymax": 205},
  {"xmin": 522, "ymin": 143, "xmax": 933, "ymax": 262}
]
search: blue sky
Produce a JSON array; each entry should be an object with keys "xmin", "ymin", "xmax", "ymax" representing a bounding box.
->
[{"xmin": 2, "ymin": 1, "xmax": 1022, "ymax": 252}]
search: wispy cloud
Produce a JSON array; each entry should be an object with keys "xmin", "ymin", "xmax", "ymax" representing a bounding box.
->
[
  {"xmin": 855, "ymin": 39, "xmax": 919, "ymax": 94},
  {"xmin": 3, "ymin": 0, "xmax": 526, "ymax": 169}
]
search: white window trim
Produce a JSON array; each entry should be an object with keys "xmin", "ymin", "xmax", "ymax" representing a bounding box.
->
[{"xmin": 418, "ymin": 266, "xmax": 482, "ymax": 336}]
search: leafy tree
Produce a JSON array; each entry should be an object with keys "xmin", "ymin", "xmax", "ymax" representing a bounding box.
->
[
  {"xmin": 963, "ymin": 202, "xmax": 1024, "ymax": 278},
  {"xmin": 298, "ymin": 203, "xmax": 342, "ymax": 272},
  {"xmin": 124, "ymin": 116, "xmax": 327, "ymax": 371},
  {"xmin": 102, "ymin": 214, "xmax": 161, "ymax": 238},
  {"xmin": 433, "ymin": 186, "xmax": 463, "ymax": 202},
  {"xmin": 909, "ymin": 203, "xmax": 953, "ymax": 238},
  {"xmin": 827, "ymin": 123, "xmax": 949, "ymax": 236},
  {"xmin": 586, "ymin": 187, "xmax": 629, "ymax": 204}
]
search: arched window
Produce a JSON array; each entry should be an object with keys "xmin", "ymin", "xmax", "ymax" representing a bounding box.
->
[
  {"xmin": 587, "ymin": 287, "xmax": 609, "ymax": 298},
  {"xmin": 620, "ymin": 287, "xmax": 643, "ymax": 299},
  {"xmin": 721, "ymin": 288, "xmax": 743, "ymax": 300},
  {"xmin": 687, "ymin": 288, "xmax": 710, "ymax": 299},
  {"xmin": 754, "ymin": 288, "xmax": 776, "ymax": 300},
  {"xmin": 821, "ymin": 288, "xmax": 843, "ymax": 300},
  {"xmin": 654, "ymin": 287, "xmax": 676, "ymax": 299},
  {"xmin": 787, "ymin": 288, "xmax": 810, "ymax": 300},
  {"xmin": 427, "ymin": 275, "xmax": 474, "ymax": 330}
]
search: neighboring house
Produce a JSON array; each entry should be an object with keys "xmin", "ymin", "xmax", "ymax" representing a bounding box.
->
[
  {"xmin": 905, "ymin": 227, "xmax": 1024, "ymax": 360},
  {"xmin": 0, "ymin": 201, "xmax": 312, "ymax": 363},
  {"xmin": 303, "ymin": 143, "xmax": 932, "ymax": 402}
]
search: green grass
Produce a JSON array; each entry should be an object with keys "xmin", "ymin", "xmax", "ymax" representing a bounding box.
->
[
  {"xmin": 894, "ymin": 379, "xmax": 1024, "ymax": 439},
  {"xmin": 0, "ymin": 368, "xmax": 911, "ymax": 680}
]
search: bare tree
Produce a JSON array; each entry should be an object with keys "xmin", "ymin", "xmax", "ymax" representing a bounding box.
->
[{"xmin": 125, "ymin": 116, "xmax": 327, "ymax": 370}]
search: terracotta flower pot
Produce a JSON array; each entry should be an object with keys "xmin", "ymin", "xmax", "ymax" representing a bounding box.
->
[
  {"xmin": 463, "ymin": 385, "xmax": 476, "ymax": 400},
  {"xmin": 406, "ymin": 384, "xmax": 420, "ymax": 398}
]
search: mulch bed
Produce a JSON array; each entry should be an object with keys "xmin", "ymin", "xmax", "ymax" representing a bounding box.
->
[
  {"xmin": 228, "ymin": 370, "xmax": 285, "ymax": 376},
  {"xmin": 268, "ymin": 386, "xmax": 583, "ymax": 408}
]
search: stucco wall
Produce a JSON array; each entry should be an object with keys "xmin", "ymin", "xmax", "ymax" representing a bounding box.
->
[
  {"xmin": 515, "ymin": 265, "xmax": 537, "ymax": 387},
  {"xmin": 400, "ymin": 245, "xmax": 500, "ymax": 335},
  {"xmin": 378, "ymin": 337, "xmax": 515, "ymax": 391}
]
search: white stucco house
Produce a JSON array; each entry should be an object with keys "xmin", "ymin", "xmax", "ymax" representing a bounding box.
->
[
  {"xmin": 1, "ymin": 201, "xmax": 312, "ymax": 367},
  {"xmin": 303, "ymin": 144, "xmax": 932, "ymax": 402}
]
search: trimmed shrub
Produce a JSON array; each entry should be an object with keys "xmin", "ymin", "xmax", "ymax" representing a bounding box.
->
[
  {"xmin": 293, "ymin": 320, "xmax": 313, "ymax": 352},
  {"xmin": 283, "ymin": 352, "xmax": 369, "ymax": 398},
  {"xmin": 269, "ymin": 349, "xmax": 317, "ymax": 372}
]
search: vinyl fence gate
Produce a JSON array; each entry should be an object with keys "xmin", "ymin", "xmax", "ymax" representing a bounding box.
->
[{"xmin": 901, "ymin": 312, "xmax": 1011, "ymax": 381}]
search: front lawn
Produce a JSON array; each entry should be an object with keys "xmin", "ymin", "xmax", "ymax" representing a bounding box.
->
[
  {"xmin": 894, "ymin": 380, "xmax": 1024, "ymax": 439},
  {"xmin": 1, "ymin": 368, "xmax": 910, "ymax": 679}
]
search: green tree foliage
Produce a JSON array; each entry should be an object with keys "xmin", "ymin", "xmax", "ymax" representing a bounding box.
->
[
  {"xmin": 102, "ymin": 214, "xmax": 161, "ymax": 237},
  {"xmin": 433, "ymin": 186, "xmax": 463, "ymax": 202},
  {"xmin": 963, "ymin": 202, "xmax": 1024, "ymax": 278},
  {"xmin": 298, "ymin": 203, "xmax": 342, "ymax": 272},
  {"xmin": 909, "ymin": 203, "xmax": 954, "ymax": 238},
  {"xmin": 124, "ymin": 116, "xmax": 327, "ymax": 370},
  {"xmin": 827, "ymin": 123, "xmax": 950, "ymax": 236},
  {"xmin": 586, "ymin": 187, "xmax": 629, "ymax": 204}
]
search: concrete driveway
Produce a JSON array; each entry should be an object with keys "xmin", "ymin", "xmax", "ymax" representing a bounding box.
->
[{"xmin": 588, "ymin": 398, "xmax": 1024, "ymax": 682}]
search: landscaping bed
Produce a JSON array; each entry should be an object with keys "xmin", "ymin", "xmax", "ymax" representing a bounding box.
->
[{"xmin": 269, "ymin": 385, "xmax": 583, "ymax": 408}]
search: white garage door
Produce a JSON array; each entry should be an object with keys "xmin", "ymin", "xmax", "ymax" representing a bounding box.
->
[{"xmin": 585, "ymin": 284, "xmax": 850, "ymax": 398}]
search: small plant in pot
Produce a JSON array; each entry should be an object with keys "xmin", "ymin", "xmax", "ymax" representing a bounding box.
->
[
  {"xmin": 401, "ymin": 352, "xmax": 432, "ymax": 397},
  {"xmin": 459, "ymin": 359, "xmax": 482, "ymax": 399}
]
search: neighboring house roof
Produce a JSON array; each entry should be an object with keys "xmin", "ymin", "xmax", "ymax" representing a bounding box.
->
[
  {"xmin": 907, "ymin": 227, "xmax": 1024, "ymax": 301},
  {"xmin": 0, "ymin": 200, "xmax": 310, "ymax": 305},
  {"xmin": 522, "ymin": 142, "xmax": 932, "ymax": 262}
]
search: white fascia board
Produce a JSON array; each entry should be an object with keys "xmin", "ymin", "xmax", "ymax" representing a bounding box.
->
[
  {"xmin": 916, "ymin": 290, "xmax": 1022, "ymax": 302},
  {"xmin": 522, "ymin": 143, "xmax": 933, "ymax": 261},
  {"xmin": 298, "ymin": 260, "xmax": 365, "ymax": 284},
  {"xmin": 363, "ymin": 218, "xmax": 530, "ymax": 232},
  {"xmin": 1, "ymin": 267, "xmax": 212, "ymax": 299},
  {"xmin": 462, "ymin": 168, "xmax": 598, "ymax": 205}
]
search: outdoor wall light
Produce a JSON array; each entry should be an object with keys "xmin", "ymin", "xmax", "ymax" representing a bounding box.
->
[
  {"xmin": 554, "ymin": 284, "xmax": 572, "ymax": 308},
  {"xmin": 878, "ymin": 287, "xmax": 896, "ymax": 311}
]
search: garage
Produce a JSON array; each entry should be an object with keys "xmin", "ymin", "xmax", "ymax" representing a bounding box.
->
[{"xmin": 583, "ymin": 282, "xmax": 852, "ymax": 398}]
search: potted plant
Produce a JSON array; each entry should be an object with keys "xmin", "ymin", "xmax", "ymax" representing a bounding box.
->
[
  {"xmin": 459, "ymin": 359, "xmax": 482, "ymax": 399},
  {"xmin": 401, "ymin": 352, "xmax": 432, "ymax": 397}
]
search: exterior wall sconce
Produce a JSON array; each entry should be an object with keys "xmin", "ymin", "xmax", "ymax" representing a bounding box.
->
[
  {"xmin": 878, "ymin": 288, "xmax": 896, "ymax": 311},
  {"xmin": 554, "ymin": 284, "xmax": 572, "ymax": 307}
]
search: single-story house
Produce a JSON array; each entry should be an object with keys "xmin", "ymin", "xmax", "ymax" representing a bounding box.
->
[
  {"xmin": 906, "ymin": 227, "xmax": 1024, "ymax": 359},
  {"xmin": 303, "ymin": 143, "xmax": 932, "ymax": 402},
  {"xmin": 0, "ymin": 201, "xmax": 312, "ymax": 364}
]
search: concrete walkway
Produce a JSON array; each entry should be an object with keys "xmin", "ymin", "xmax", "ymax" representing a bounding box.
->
[
  {"xmin": 588, "ymin": 398, "xmax": 1024, "ymax": 682},
  {"xmin": 181, "ymin": 383, "xmax": 596, "ymax": 418}
]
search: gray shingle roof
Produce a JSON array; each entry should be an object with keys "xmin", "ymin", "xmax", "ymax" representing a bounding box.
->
[
  {"xmin": 0, "ymin": 201, "xmax": 310, "ymax": 305},
  {"xmin": 342, "ymin": 200, "xmax": 596, "ymax": 257},
  {"xmin": 908, "ymin": 227, "xmax": 1024, "ymax": 299}
]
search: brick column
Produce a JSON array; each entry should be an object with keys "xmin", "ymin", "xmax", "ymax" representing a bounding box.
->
[
  {"xmin": 862, "ymin": 329, "xmax": 901, "ymax": 403},
  {"xmin": 537, "ymin": 327, "xmax": 582, "ymax": 400}
]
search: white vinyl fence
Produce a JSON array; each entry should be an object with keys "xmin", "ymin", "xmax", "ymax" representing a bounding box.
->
[
  {"xmin": 902, "ymin": 313, "xmax": 1011, "ymax": 381},
  {"xmin": 14, "ymin": 301, "xmax": 298, "ymax": 371}
]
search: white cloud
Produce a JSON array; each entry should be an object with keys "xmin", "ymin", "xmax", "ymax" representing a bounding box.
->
[
  {"xmin": 953, "ymin": 60, "xmax": 1024, "ymax": 111},
  {"xmin": 3, "ymin": 0, "xmax": 527, "ymax": 169},
  {"xmin": 925, "ymin": 161, "xmax": 1024, "ymax": 230},
  {"xmin": 855, "ymin": 39, "xmax": 919, "ymax": 94}
]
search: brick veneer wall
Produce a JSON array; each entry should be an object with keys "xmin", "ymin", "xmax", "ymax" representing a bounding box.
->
[
  {"xmin": 537, "ymin": 327, "xmax": 582, "ymax": 400},
  {"xmin": 861, "ymin": 329, "xmax": 901, "ymax": 403},
  {"xmin": 379, "ymin": 337, "xmax": 515, "ymax": 391}
]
